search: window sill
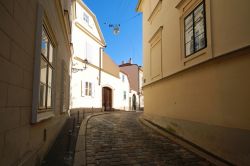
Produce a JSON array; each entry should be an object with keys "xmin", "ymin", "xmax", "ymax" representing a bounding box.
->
[
  {"xmin": 183, "ymin": 48, "xmax": 207, "ymax": 63},
  {"xmin": 36, "ymin": 111, "xmax": 55, "ymax": 123}
]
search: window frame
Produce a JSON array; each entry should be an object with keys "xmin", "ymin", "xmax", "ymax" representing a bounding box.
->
[
  {"xmin": 39, "ymin": 26, "xmax": 55, "ymax": 111},
  {"xmin": 184, "ymin": 0, "xmax": 207, "ymax": 57}
]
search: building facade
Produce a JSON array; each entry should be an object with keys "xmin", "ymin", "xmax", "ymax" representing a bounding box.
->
[
  {"xmin": 0, "ymin": 0, "xmax": 72, "ymax": 165},
  {"xmin": 71, "ymin": 0, "xmax": 132, "ymax": 111},
  {"xmin": 119, "ymin": 59, "xmax": 144, "ymax": 110},
  {"xmin": 137, "ymin": 0, "xmax": 250, "ymax": 165}
]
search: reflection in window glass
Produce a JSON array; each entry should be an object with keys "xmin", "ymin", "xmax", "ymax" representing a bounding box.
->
[
  {"xmin": 40, "ymin": 58, "xmax": 47, "ymax": 84},
  {"xmin": 48, "ymin": 67, "xmax": 52, "ymax": 87},
  {"xmin": 41, "ymin": 28, "xmax": 48, "ymax": 58},
  {"xmin": 184, "ymin": 1, "xmax": 206, "ymax": 57},
  {"xmin": 39, "ymin": 84, "xmax": 46, "ymax": 108},
  {"xmin": 194, "ymin": 3, "xmax": 205, "ymax": 51},
  {"xmin": 49, "ymin": 43, "xmax": 53, "ymax": 63},
  {"xmin": 185, "ymin": 14, "xmax": 194, "ymax": 56},
  {"xmin": 47, "ymin": 87, "xmax": 52, "ymax": 107}
]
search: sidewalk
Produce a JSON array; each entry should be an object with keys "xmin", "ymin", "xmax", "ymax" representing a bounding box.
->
[{"xmin": 41, "ymin": 110, "xmax": 103, "ymax": 166}]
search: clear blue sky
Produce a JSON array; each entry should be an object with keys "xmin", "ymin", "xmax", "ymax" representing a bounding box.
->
[{"xmin": 83, "ymin": 0, "xmax": 142, "ymax": 66}]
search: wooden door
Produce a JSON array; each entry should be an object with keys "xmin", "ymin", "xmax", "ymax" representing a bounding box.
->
[{"xmin": 102, "ymin": 87, "xmax": 112, "ymax": 111}]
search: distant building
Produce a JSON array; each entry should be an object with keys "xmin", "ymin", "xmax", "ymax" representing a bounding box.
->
[
  {"xmin": 137, "ymin": 0, "xmax": 250, "ymax": 165},
  {"xmin": 0, "ymin": 0, "xmax": 72, "ymax": 165},
  {"xmin": 71, "ymin": 0, "xmax": 131, "ymax": 111},
  {"xmin": 119, "ymin": 58, "xmax": 144, "ymax": 110}
]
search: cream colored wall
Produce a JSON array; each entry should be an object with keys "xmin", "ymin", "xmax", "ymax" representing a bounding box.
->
[
  {"xmin": 142, "ymin": 0, "xmax": 250, "ymax": 86},
  {"xmin": 144, "ymin": 49, "xmax": 250, "ymax": 130},
  {"xmin": 211, "ymin": 0, "xmax": 250, "ymax": 57},
  {"xmin": 0, "ymin": 0, "xmax": 71, "ymax": 165},
  {"xmin": 143, "ymin": 49, "xmax": 250, "ymax": 165},
  {"xmin": 139, "ymin": 0, "xmax": 250, "ymax": 165}
]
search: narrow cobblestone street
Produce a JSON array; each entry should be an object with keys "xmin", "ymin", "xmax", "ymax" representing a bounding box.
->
[{"xmin": 85, "ymin": 112, "xmax": 214, "ymax": 166}]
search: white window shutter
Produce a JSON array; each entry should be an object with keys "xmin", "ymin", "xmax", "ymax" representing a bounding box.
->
[{"xmin": 81, "ymin": 80, "xmax": 85, "ymax": 97}]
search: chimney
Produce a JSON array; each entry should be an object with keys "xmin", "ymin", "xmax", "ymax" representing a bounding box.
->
[
  {"xmin": 121, "ymin": 60, "xmax": 124, "ymax": 64},
  {"xmin": 128, "ymin": 58, "xmax": 132, "ymax": 64}
]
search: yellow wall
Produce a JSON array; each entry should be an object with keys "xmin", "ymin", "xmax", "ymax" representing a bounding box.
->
[{"xmin": 139, "ymin": 0, "xmax": 250, "ymax": 165}]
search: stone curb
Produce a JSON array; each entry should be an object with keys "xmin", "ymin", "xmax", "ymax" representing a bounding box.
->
[
  {"xmin": 73, "ymin": 112, "xmax": 111, "ymax": 166},
  {"xmin": 138, "ymin": 115, "xmax": 232, "ymax": 166}
]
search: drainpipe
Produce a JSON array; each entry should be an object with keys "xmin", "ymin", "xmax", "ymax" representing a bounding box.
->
[
  {"xmin": 138, "ymin": 66, "xmax": 140, "ymax": 110},
  {"xmin": 99, "ymin": 47, "xmax": 101, "ymax": 85}
]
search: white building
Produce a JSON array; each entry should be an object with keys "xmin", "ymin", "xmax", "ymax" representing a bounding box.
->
[
  {"xmin": 70, "ymin": 0, "xmax": 132, "ymax": 111},
  {"xmin": 119, "ymin": 59, "xmax": 144, "ymax": 110}
]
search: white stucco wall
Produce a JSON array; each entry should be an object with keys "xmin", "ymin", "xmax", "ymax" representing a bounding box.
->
[
  {"xmin": 71, "ymin": 64, "xmax": 101, "ymax": 108},
  {"xmin": 72, "ymin": 24, "xmax": 101, "ymax": 67},
  {"xmin": 71, "ymin": 63, "xmax": 131, "ymax": 110},
  {"xmin": 71, "ymin": 1, "xmax": 135, "ymax": 111},
  {"xmin": 75, "ymin": 1, "xmax": 101, "ymax": 40}
]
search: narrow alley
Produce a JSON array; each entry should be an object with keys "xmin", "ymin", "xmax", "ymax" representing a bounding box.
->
[
  {"xmin": 76, "ymin": 112, "xmax": 213, "ymax": 166},
  {"xmin": 0, "ymin": 0, "xmax": 249, "ymax": 165}
]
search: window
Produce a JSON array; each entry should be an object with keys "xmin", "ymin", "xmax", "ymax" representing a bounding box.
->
[
  {"xmin": 85, "ymin": 82, "xmax": 92, "ymax": 96},
  {"xmin": 39, "ymin": 27, "xmax": 54, "ymax": 111},
  {"xmin": 184, "ymin": 1, "xmax": 206, "ymax": 57},
  {"xmin": 123, "ymin": 91, "xmax": 126, "ymax": 100},
  {"xmin": 122, "ymin": 75, "xmax": 125, "ymax": 82},
  {"xmin": 32, "ymin": 4, "xmax": 57, "ymax": 123},
  {"xmin": 83, "ymin": 12, "xmax": 89, "ymax": 24}
]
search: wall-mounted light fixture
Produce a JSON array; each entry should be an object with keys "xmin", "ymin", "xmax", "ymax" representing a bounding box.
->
[{"xmin": 72, "ymin": 59, "xmax": 88, "ymax": 73}]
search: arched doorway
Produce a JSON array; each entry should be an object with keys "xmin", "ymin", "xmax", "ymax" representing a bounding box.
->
[
  {"xmin": 102, "ymin": 87, "xmax": 112, "ymax": 111},
  {"xmin": 132, "ymin": 94, "xmax": 136, "ymax": 110}
]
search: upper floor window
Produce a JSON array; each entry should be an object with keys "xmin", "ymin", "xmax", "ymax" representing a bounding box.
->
[
  {"xmin": 39, "ymin": 26, "xmax": 54, "ymax": 110},
  {"xmin": 122, "ymin": 75, "xmax": 125, "ymax": 82},
  {"xmin": 83, "ymin": 12, "xmax": 89, "ymax": 24},
  {"xmin": 184, "ymin": 1, "xmax": 206, "ymax": 57}
]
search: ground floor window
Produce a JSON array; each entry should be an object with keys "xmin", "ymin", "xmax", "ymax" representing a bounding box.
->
[
  {"xmin": 81, "ymin": 81, "xmax": 94, "ymax": 97},
  {"xmin": 123, "ymin": 91, "xmax": 126, "ymax": 100}
]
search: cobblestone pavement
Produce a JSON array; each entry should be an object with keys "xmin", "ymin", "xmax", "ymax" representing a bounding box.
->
[{"xmin": 86, "ymin": 111, "xmax": 214, "ymax": 166}]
